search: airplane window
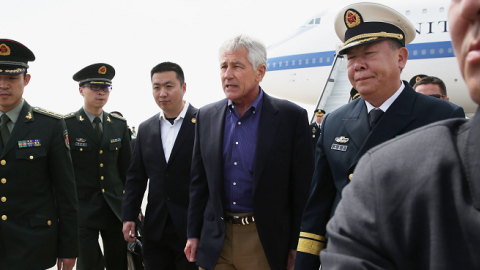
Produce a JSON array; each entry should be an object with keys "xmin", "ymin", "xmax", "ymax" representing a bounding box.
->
[
  {"xmin": 312, "ymin": 58, "xmax": 316, "ymax": 64},
  {"xmin": 440, "ymin": 7, "xmax": 444, "ymax": 12},
  {"xmin": 406, "ymin": 10, "xmax": 410, "ymax": 15},
  {"xmin": 279, "ymin": 62, "xmax": 283, "ymax": 67},
  {"xmin": 448, "ymin": 47, "xmax": 453, "ymax": 53},
  {"xmin": 421, "ymin": 49, "xmax": 426, "ymax": 55},
  {"xmin": 299, "ymin": 59, "xmax": 302, "ymax": 65},
  {"xmin": 308, "ymin": 19, "xmax": 314, "ymax": 25},
  {"xmin": 285, "ymin": 61, "xmax": 289, "ymax": 67},
  {"xmin": 439, "ymin": 48, "xmax": 444, "ymax": 54},
  {"xmin": 292, "ymin": 60, "xmax": 295, "ymax": 66},
  {"xmin": 327, "ymin": 56, "xmax": 331, "ymax": 62},
  {"xmin": 267, "ymin": 63, "xmax": 270, "ymax": 68},
  {"xmin": 306, "ymin": 59, "xmax": 309, "ymax": 64},
  {"xmin": 422, "ymin": 9, "xmax": 427, "ymax": 14},
  {"xmin": 273, "ymin": 62, "xmax": 276, "ymax": 67},
  {"xmin": 413, "ymin": 49, "xmax": 418, "ymax": 55},
  {"xmin": 319, "ymin": 57, "xmax": 323, "ymax": 63},
  {"xmin": 315, "ymin": 18, "xmax": 321, "ymax": 24},
  {"xmin": 430, "ymin": 48, "xmax": 435, "ymax": 55}
]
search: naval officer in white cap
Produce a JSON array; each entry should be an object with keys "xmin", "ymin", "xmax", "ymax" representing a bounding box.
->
[{"xmin": 295, "ymin": 3, "xmax": 465, "ymax": 269}]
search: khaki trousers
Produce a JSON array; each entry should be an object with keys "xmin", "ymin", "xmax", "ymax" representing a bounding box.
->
[{"xmin": 200, "ymin": 212, "xmax": 271, "ymax": 270}]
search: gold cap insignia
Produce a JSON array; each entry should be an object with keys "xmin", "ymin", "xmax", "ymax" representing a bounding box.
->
[
  {"xmin": 0, "ymin": 44, "xmax": 11, "ymax": 56},
  {"xmin": 79, "ymin": 115, "xmax": 84, "ymax": 121},
  {"xmin": 191, "ymin": 118, "xmax": 196, "ymax": 123},
  {"xmin": 315, "ymin": 112, "xmax": 325, "ymax": 117},
  {"xmin": 98, "ymin": 66, "xmax": 107, "ymax": 74},
  {"xmin": 345, "ymin": 10, "xmax": 361, "ymax": 28},
  {"xmin": 335, "ymin": 136, "xmax": 349, "ymax": 143},
  {"xmin": 25, "ymin": 112, "xmax": 32, "ymax": 120},
  {"xmin": 416, "ymin": 76, "xmax": 422, "ymax": 82}
]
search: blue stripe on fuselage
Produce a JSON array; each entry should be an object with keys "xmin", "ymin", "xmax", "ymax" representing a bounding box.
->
[{"xmin": 266, "ymin": 41, "xmax": 454, "ymax": 72}]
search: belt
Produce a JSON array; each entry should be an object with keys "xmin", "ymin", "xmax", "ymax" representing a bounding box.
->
[{"xmin": 227, "ymin": 215, "xmax": 255, "ymax": 225}]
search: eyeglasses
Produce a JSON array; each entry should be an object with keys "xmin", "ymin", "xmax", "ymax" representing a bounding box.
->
[
  {"xmin": 428, "ymin": 94, "xmax": 446, "ymax": 99},
  {"xmin": 82, "ymin": 84, "xmax": 113, "ymax": 92}
]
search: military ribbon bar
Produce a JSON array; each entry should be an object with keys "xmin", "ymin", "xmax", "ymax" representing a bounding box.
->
[{"xmin": 18, "ymin": 139, "xmax": 41, "ymax": 148}]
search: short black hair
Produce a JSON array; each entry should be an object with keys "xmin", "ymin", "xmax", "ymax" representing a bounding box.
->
[
  {"xmin": 413, "ymin": 76, "xmax": 447, "ymax": 96},
  {"xmin": 150, "ymin": 62, "xmax": 185, "ymax": 85},
  {"xmin": 387, "ymin": 39, "xmax": 403, "ymax": 51}
]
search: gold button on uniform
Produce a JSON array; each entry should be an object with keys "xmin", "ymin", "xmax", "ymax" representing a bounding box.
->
[
  {"xmin": 1, "ymin": 197, "xmax": 6, "ymax": 202},
  {"xmin": 47, "ymin": 220, "xmax": 52, "ymax": 226},
  {"xmin": 100, "ymin": 163, "xmax": 103, "ymax": 167},
  {"xmin": 116, "ymin": 147, "xmax": 118, "ymax": 151},
  {"xmin": 1, "ymin": 215, "xmax": 6, "ymax": 221},
  {"xmin": 102, "ymin": 189, "xmax": 105, "ymax": 193},
  {"xmin": 100, "ymin": 176, "xmax": 104, "ymax": 180},
  {"xmin": 1, "ymin": 160, "xmax": 6, "ymax": 165},
  {"xmin": 29, "ymin": 156, "xmax": 34, "ymax": 160},
  {"xmin": 1, "ymin": 178, "xmax": 6, "ymax": 184},
  {"xmin": 349, "ymin": 174, "xmax": 353, "ymax": 180},
  {"xmin": 123, "ymin": 190, "xmax": 125, "ymax": 194},
  {"xmin": 99, "ymin": 150, "xmax": 103, "ymax": 154},
  {"xmin": 80, "ymin": 148, "xmax": 83, "ymax": 151}
]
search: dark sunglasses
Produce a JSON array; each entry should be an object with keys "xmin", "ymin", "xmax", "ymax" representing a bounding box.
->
[
  {"xmin": 428, "ymin": 94, "xmax": 446, "ymax": 99},
  {"xmin": 83, "ymin": 84, "xmax": 113, "ymax": 92}
]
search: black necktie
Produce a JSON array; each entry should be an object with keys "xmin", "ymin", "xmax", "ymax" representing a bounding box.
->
[
  {"xmin": 94, "ymin": 117, "xmax": 102, "ymax": 140},
  {"xmin": 0, "ymin": 114, "xmax": 11, "ymax": 150},
  {"xmin": 369, "ymin": 109, "xmax": 384, "ymax": 130}
]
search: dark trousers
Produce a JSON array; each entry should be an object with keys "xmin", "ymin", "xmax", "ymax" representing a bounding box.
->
[
  {"xmin": 142, "ymin": 215, "xmax": 197, "ymax": 270},
  {"xmin": 77, "ymin": 206, "xmax": 127, "ymax": 270}
]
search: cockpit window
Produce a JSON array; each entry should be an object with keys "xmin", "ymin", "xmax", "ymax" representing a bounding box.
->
[
  {"xmin": 315, "ymin": 18, "xmax": 321, "ymax": 24},
  {"xmin": 308, "ymin": 19, "xmax": 314, "ymax": 25}
]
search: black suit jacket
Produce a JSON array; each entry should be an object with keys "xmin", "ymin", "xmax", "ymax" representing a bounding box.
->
[
  {"xmin": 187, "ymin": 92, "xmax": 314, "ymax": 270},
  {"xmin": 322, "ymin": 106, "xmax": 480, "ymax": 269},
  {"xmin": 296, "ymin": 82, "xmax": 466, "ymax": 270},
  {"xmin": 0, "ymin": 101, "xmax": 78, "ymax": 270},
  {"xmin": 123, "ymin": 104, "xmax": 198, "ymax": 242},
  {"xmin": 64, "ymin": 108, "xmax": 132, "ymax": 228}
]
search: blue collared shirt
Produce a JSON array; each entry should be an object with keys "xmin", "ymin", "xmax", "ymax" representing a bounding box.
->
[{"xmin": 223, "ymin": 88, "xmax": 264, "ymax": 213}]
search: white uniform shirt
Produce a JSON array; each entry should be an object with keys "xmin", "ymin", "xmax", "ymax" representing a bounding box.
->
[
  {"xmin": 159, "ymin": 102, "xmax": 189, "ymax": 162},
  {"xmin": 365, "ymin": 81, "xmax": 405, "ymax": 113}
]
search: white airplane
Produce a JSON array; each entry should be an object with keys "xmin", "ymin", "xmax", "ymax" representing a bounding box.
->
[{"xmin": 260, "ymin": 0, "xmax": 477, "ymax": 118}]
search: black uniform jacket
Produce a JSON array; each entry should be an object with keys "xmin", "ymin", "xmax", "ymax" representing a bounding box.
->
[
  {"xmin": 296, "ymin": 82, "xmax": 466, "ymax": 270},
  {"xmin": 64, "ymin": 108, "xmax": 132, "ymax": 228},
  {"xmin": 187, "ymin": 92, "xmax": 314, "ymax": 270},
  {"xmin": 309, "ymin": 122, "xmax": 321, "ymax": 153},
  {"xmin": 122, "ymin": 104, "xmax": 198, "ymax": 242},
  {"xmin": 322, "ymin": 106, "xmax": 480, "ymax": 270},
  {"xmin": 0, "ymin": 101, "xmax": 78, "ymax": 270}
]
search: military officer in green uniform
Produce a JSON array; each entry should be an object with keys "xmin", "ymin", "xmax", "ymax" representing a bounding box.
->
[
  {"xmin": 64, "ymin": 63, "xmax": 132, "ymax": 270},
  {"xmin": 0, "ymin": 39, "xmax": 78, "ymax": 270}
]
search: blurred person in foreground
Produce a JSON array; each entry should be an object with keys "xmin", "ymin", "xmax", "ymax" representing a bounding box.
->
[
  {"xmin": 321, "ymin": 0, "xmax": 480, "ymax": 268},
  {"xmin": 295, "ymin": 3, "xmax": 466, "ymax": 269}
]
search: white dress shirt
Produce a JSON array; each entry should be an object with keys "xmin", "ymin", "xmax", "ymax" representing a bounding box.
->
[
  {"xmin": 159, "ymin": 102, "xmax": 189, "ymax": 162},
  {"xmin": 365, "ymin": 81, "xmax": 405, "ymax": 113}
]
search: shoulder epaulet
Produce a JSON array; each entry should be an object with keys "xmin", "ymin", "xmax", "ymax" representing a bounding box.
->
[
  {"xmin": 32, "ymin": 107, "xmax": 63, "ymax": 119},
  {"xmin": 63, "ymin": 112, "xmax": 76, "ymax": 119},
  {"xmin": 110, "ymin": 113, "xmax": 126, "ymax": 121}
]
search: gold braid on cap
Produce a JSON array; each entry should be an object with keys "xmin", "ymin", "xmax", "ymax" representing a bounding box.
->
[{"xmin": 342, "ymin": 32, "xmax": 404, "ymax": 49}]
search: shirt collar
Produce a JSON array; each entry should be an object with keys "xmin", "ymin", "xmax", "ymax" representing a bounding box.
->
[
  {"xmin": 159, "ymin": 101, "xmax": 189, "ymax": 121},
  {"xmin": 227, "ymin": 87, "xmax": 264, "ymax": 113},
  {"xmin": 365, "ymin": 81, "xmax": 405, "ymax": 113},
  {"xmin": 0, "ymin": 99, "xmax": 25, "ymax": 124},
  {"xmin": 83, "ymin": 107, "xmax": 103, "ymax": 123}
]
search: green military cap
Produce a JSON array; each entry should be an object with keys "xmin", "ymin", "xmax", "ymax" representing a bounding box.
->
[
  {"xmin": 73, "ymin": 63, "xmax": 115, "ymax": 86},
  {"xmin": 314, "ymin": 109, "xmax": 326, "ymax": 117},
  {"xmin": 409, "ymin": 74, "xmax": 428, "ymax": 87},
  {"xmin": 334, "ymin": 2, "xmax": 416, "ymax": 55},
  {"xmin": 0, "ymin": 39, "xmax": 35, "ymax": 75}
]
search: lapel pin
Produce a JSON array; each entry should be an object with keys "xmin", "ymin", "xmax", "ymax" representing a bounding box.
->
[
  {"xmin": 25, "ymin": 112, "xmax": 32, "ymax": 120},
  {"xmin": 79, "ymin": 115, "xmax": 84, "ymax": 122},
  {"xmin": 335, "ymin": 136, "xmax": 349, "ymax": 143},
  {"xmin": 191, "ymin": 118, "xmax": 196, "ymax": 123}
]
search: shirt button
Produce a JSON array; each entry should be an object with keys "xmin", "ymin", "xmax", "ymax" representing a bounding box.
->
[
  {"xmin": 80, "ymin": 148, "xmax": 83, "ymax": 151},
  {"xmin": 238, "ymin": 122, "xmax": 241, "ymax": 125},
  {"xmin": 1, "ymin": 178, "xmax": 6, "ymax": 184},
  {"xmin": 100, "ymin": 176, "xmax": 104, "ymax": 180},
  {"xmin": 233, "ymin": 202, "xmax": 236, "ymax": 205},
  {"xmin": 29, "ymin": 156, "xmax": 34, "ymax": 160},
  {"xmin": 233, "ymin": 182, "xmax": 236, "ymax": 185},
  {"xmin": 253, "ymin": 111, "xmax": 256, "ymax": 114},
  {"xmin": 99, "ymin": 150, "xmax": 103, "ymax": 154},
  {"xmin": 234, "ymin": 162, "xmax": 237, "ymax": 165},
  {"xmin": 1, "ymin": 197, "xmax": 6, "ymax": 202},
  {"xmin": 102, "ymin": 189, "xmax": 105, "ymax": 193},
  {"xmin": 236, "ymin": 142, "xmax": 238, "ymax": 145},
  {"xmin": 100, "ymin": 163, "xmax": 104, "ymax": 167},
  {"xmin": 1, "ymin": 215, "xmax": 6, "ymax": 221},
  {"xmin": 1, "ymin": 160, "xmax": 6, "ymax": 165}
]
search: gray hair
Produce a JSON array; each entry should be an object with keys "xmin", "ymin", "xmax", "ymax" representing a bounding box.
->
[{"xmin": 219, "ymin": 34, "xmax": 267, "ymax": 70}]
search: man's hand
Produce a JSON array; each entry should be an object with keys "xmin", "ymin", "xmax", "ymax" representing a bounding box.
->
[
  {"xmin": 57, "ymin": 258, "xmax": 76, "ymax": 270},
  {"xmin": 122, "ymin": 221, "xmax": 136, "ymax": 242},
  {"xmin": 184, "ymin": 238, "xmax": 199, "ymax": 262},
  {"xmin": 286, "ymin": 249, "xmax": 297, "ymax": 270}
]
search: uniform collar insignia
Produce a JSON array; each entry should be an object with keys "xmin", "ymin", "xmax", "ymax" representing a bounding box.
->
[
  {"xmin": 25, "ymin": 112, "xmax": 32, "ymax": 120},
  {"xmin": 107, "ymin": 116, "xmax": 111, "ymax": 122},
  {"xmin": 335, "ymin": 136, "xmax": 349, "ymax": 143},
  {"xmin": 79, "ymin": 115, "xmax": 84, "ymax": 121}
]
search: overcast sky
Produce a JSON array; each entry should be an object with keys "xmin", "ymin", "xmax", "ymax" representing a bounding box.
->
[{"xmin": 3, "ymin": 0, "xmax": 392, "ymax": 127}]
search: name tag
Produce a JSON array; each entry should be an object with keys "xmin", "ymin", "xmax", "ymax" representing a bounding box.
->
[
  {"xmin": 75, "ymin": 142, "xmax": 87, "ymax": 147},
  {"xmin": 331, "ymin": 144, "xmax": 348, "ymax": 152}
]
